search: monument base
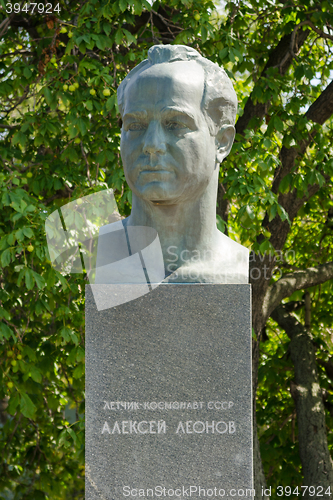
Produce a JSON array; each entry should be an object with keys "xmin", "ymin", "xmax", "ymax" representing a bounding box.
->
[{"xmin": 86, "ymin": 284, "xmax": 253, "ymax": 500}]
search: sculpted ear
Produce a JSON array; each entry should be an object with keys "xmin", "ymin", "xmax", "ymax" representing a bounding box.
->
[{"xmin": 215, "ymin": 125, "xmax": 235, "ymax": 164}]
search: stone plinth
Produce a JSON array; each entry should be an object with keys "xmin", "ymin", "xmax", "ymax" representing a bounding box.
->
[{"xmin": 85, "ymin": 284, "xmax": 252, "ymax": 500}]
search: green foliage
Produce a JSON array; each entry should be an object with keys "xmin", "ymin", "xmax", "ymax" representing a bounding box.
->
[
  {"xmin": 0, "ymin": 164, "xmax": 86, "ymax": 497},
  {"xmin": 257, "ymin": 322, "xmax": 302, "ymax": 489},
  {"xmin": 258, "ymin": 287, "xmax": 333, "ymax": 490},
  {"xmin": 0, "ymin": 0, "xmax": 333, "ymax": 497}
]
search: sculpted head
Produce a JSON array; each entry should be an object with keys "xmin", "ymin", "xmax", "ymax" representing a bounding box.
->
[{"xmin": 117, "ymin": 45, "xmax": 238, "ymax": 205}]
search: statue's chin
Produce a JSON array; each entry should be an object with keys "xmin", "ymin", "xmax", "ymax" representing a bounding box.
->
[{"xmin": 133, "ymin": 184, "xmax": 180, "ymax": 205}]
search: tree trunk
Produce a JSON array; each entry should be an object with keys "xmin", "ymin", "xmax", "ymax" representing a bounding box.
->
[
  {"xmin": 271, "ymin": 306, "xmax": 333, "ymax": 499},
  {"xmin": 253, "ymin": 411, "xmax": 270, "ymax": 499}
]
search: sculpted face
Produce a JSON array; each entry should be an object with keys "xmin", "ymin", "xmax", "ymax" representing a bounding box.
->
[{"xmin": 120, "ymin": 61, "xmax": 219, "ymax": 204}]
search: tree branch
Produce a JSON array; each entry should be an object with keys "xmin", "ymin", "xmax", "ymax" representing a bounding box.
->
[
  {"xmin": 236, "ymin": 29, "xmax": 309, "ymax": 136},
  {"xmin": 306, "ymin": 78, "xmax": 333, "ymax": 125},
  {"xmin": 268, "ymin": 179, "xmax": 326, "ymax": 250},
  {"xmin": 0, "ymin": 49, "xmax": 32, "ymax": 59},
  {"xmin": 122, "ymin": 5, "xmax": 181, "ymax": 41},
  {"xmin": 292, "ymin": 20, "xmax": 333, "ymax": 44},
  {"xmin": 263, "ymin": 261, "xmax": 333, "ymax": 323},
  {"xmin": 259, "ymin": 78, "xmax": 333, "ymax": 250},
  {"xmin": 237, "ymin": 38, "xmax": 333, "ymax": 251},
  {"xmin": 0, "ymin": 124, "xmax": 18, "ymax": 129},
  {"xmin": 270, "ymin": 139, "xmax": 309, "ymax": 197},
  {"xmin": 270, "ymin": 78, "xmax": 333, "ymax": 199},
  {"xmin": 0, "ymin": 13, "xmax": 15, "ymax": 38},
  {"xmin": 43, "ymin": 187, "xmax": 73, "ymax": 205}
]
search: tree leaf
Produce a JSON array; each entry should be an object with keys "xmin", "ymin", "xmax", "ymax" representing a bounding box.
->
[
  {"xmin": 29, "ymin": 366, "xmax": 42, "ymax": 383},
  {"xmin": 8, "ymin": 393, "xmax": 20, "ymax": 415},
  {"xmin": 31, "ymin": 271, "xmax": 46, "ymax": 290},
  {"xmin": 25, "ymin": 268, "xmax": 35, "ymax": 290},
  {"xmin": 73, "ymin": 363, "xmax": 85, "ymax": 379},
  {"xmin": 20, "ymin": 393, "xmax": 36, "ymax": 419},
  {"xmin": 0, "ymin": 323, "xmax": 15, "ymax": 341},
  {"xmin": 23, "ymin": 227, "xmax": 34, "ymax": 238},
  {"xmin": 273, "ymin": 115, "xmax": 284, "ymax": 133},
  {"xmin": 201, "ymin": 25, "xmax": 208, "ymax": 43},
  {"xmin": 12, "ymin": 131, "xmax": 27, "ymax": 146},
  {"xmin": 119, "ymin": 0, "xmax": 127, "ymax": 11},
  {"xmin": 43, "ymin": 87, "xmax": 52, "ymax": 105},
  {"xmin": 115, "ymin": 28, "xmax": 123, "ymax": 45},
  {"xmin": 1, "ymin": 248, "xmax": 11, "ymax": 267}
]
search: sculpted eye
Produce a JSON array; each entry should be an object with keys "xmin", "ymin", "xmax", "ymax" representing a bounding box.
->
[
  {"xmin": 128, "ymin": 122, "xmax": 146, "ymax": 131},
  {"xmin": 165, "ymin": 121, "xmax": 187, "ymax": 130}
]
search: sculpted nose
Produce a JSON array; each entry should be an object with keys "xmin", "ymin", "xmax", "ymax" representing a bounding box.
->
[{"xmin": 143, "ymin": 121, "xmax": 166, "ymax": 156}]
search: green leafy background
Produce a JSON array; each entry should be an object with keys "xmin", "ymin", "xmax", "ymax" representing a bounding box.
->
[{"xmin": 0, "ymin": 0, "xmax": 333, "ymax": 498}]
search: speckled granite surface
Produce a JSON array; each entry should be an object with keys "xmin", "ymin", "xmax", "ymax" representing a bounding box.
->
[{"xmin": 85, "ymin": 284, "xmax": 252, "ymax": 500}]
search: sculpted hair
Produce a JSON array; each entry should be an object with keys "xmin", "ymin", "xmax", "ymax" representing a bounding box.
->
[{"xmin": 117, "ymin": 45, "xmax": 238, "ymax": 135}]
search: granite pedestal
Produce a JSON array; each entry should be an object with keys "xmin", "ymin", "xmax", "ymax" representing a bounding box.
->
[{"xmin": 86, "ymin": 284, "xmax": 252, "ymax": 500}]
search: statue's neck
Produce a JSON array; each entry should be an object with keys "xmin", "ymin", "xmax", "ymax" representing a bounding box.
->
[{"xmin": 124, "ymin": 174, "xmax": 219, "ymax": 267}]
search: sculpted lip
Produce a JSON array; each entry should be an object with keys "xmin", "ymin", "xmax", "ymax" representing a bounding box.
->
[
  {"xmin": 139, "ymin": 165, "xmax": 173, "ymax": 174},
  {"xmin": 141, "ymin": 170, "xmax": 172, "ymax": 174}
]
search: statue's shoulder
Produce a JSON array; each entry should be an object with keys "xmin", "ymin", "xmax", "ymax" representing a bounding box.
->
[
  {"xmin": 217, "ymin": 230, "xmax": 249, "ymax": 258},
  {"xmin": 214, "ymin": 230, "xmax": 249, "ymax": 283}
]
